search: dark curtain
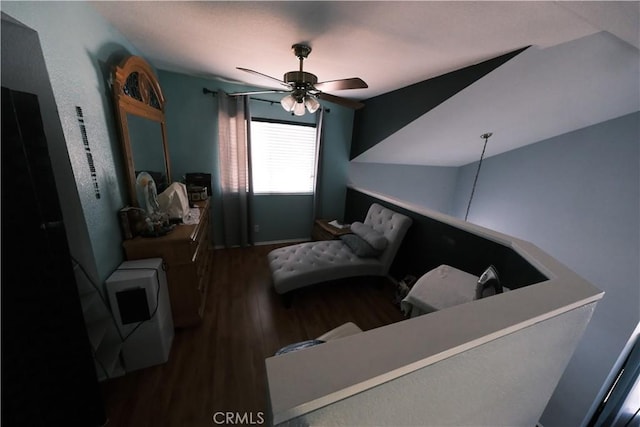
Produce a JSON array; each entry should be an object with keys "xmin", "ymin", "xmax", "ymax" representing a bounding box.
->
[{"xmin": 217, "ymin": 90, "xmax": 253, "ymax": 247}]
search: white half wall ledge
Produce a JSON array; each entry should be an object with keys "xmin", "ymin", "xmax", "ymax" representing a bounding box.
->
[{"xmin": 265, "ymin": 186, "xmax": 604, "ymax": 426}]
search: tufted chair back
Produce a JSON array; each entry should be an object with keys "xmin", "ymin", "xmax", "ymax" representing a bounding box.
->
[{"xmin": 363, "ymin": 203, "xmax": 412, "ymax": 273}]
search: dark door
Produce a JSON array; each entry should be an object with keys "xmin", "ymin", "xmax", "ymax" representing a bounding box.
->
[{"xmin": 1, "ymin": 86, "xmax": 106, "ymax": 426}]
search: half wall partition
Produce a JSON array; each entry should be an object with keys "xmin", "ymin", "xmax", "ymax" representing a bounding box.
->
[{"xmin": 265, "ymin": 187, "xmax": 603, "ymax": 426}]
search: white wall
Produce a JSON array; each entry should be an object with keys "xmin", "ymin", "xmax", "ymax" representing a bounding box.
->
[
  {"xmin": 451, "ymin": 112, "xmax": 640, "ymax": 426},
  {"xmin": 281, "ymin": 303, "xmax": 596, "ymax": 427}
]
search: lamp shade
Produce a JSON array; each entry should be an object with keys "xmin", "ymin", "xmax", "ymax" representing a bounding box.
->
[
  {"xmin": 281, "ymin": 93, "xmax": 321, "ymax": 115},
  {"xmin": 293, "ymin": 101, "xmax": 306, "ymax": 116},
  {"xmin": 304, "ymin": 95, "xmax": 320, "ymax": 113},
  {"xmin": 280, "ymin": 94, "xmax": 296, "ymax": 112}
]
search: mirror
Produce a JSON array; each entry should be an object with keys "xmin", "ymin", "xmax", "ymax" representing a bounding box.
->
[
  {"xmin": 127, "ymin": 114, "xmax": 169, "ymax": 192},
  {"xmin": 113, "ymin": 55, "xmax": 171, "ymax": 207}
]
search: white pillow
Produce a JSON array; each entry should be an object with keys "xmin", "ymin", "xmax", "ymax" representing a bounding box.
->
[{"xmin": 350, "ymin": 221, "xmax": 388, "ymax": 250}]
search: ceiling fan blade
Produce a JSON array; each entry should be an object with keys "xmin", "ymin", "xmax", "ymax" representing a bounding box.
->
[
  {"xmin": 313, "ymin": 77, "xmax": 368, "ymax": 92},
  {"xmin": 317, "ymin": 92, "xmax": 365, "ymax": 110},
  {"xmin": 237, "ymin": 67, "xmax": 291, "ymax": 89},
  {"xmin": 228, "ymin": 90, "xmax": 290, "ymax": 96}
]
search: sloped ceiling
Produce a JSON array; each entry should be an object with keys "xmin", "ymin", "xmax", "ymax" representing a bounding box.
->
[
  {"xmin": 353, "ymin": 31, "xmax": 640, "ymax": 166},
  {"xmin": 92, "ymin": 1, "xmax": 640, "ymax": 166}
]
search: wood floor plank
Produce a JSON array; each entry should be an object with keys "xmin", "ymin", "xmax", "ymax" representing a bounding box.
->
[{"xmin": 101, "ymin": 244, "xmax": 404, "ymax": 426}]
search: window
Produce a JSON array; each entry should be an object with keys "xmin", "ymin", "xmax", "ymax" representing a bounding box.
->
[{"xmin": 250, "ymin": 118, "xmax": 317, "ymax": 194}]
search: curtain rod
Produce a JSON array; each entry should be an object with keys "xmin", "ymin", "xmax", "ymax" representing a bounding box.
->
[{"xmin": 202, "ymin": 87, "xmax": 330, "ymax": 113}]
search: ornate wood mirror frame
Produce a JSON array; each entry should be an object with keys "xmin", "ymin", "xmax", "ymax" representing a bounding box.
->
[{"xmin": 113, "ymin": 55, "xmax": 171, "ymax": 207}]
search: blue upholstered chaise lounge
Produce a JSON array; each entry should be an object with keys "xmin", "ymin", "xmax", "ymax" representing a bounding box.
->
[{"xmin": 268, "ymin": 203, "xmax": 412, "ymax": 295}]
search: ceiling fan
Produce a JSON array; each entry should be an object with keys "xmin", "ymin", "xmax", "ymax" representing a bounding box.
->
[{"xmin": 231, "ymin": 43, "xmax": 368, "ymax": 115}]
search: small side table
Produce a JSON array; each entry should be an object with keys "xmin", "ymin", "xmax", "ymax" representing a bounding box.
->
[{"xmin": 312, "ymin": 219, "xmax": 351, "ymax": 241}]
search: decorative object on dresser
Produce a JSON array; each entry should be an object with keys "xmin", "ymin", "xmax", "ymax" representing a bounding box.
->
[
  {"xmin": 118, "ymin": 206, "xmax": 148, "ymax": 240},
  {"xmin": 122, "ymin": 199, "xmax": 212, "ymax": 327},
  {"xmin": 185, "ymin": 172, "xmax": 212, "ymax": 205}
]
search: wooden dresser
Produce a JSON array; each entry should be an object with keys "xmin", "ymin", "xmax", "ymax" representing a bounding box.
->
[{"xmin": 122, "ymin": 199, "xmax": 212, "ymax": 327}]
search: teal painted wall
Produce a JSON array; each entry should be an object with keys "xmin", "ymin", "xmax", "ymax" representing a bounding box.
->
[
  {"xmin": 154, "ymin": 71, "xmax": 222, "ymax": 243},
  {"xmin": 158, "ymin": 69, "xmax": 355, "ymax": 246},
  {"xmin": 316, "ymin": 103, "xmax": 355, "ymax": 223},
  {"xmin": 2, "ymin": 2, "xmax": 142, "ymax": 282}
]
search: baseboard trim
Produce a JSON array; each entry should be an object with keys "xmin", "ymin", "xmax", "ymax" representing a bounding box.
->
[
  {"xmin": 254, "ymin": 238, "xmax": 308, "ymax": 246},
  {"xmin": 213, "ymin": 239, "xmax": 308, "ymax": 250}
]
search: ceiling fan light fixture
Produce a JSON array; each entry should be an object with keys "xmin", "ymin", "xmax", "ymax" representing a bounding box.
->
[
  {"xmin": 304, "ymin": 95, "xmax": 320, "ymax": 113},
  {"xmin": 293, "ymin": 100, "xmax": 306, "ymax": 116},
  {"xmin": 280, "ymin": 94, "xmax": 296, "ymax": 112}
]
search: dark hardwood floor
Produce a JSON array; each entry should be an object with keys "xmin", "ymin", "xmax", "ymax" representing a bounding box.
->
[{"xmin": 101, "ymin": 244, "xmax": 404, "ymax": 426}]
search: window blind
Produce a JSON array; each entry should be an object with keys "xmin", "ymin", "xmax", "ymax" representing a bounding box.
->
[{"xmin": 250, "ymin": 120, "xmax": 317, "ymax": 194}]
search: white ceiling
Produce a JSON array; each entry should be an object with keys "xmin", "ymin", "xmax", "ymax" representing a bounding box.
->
[{"xmin": 93, "ymin": 1, "xmax": 640, "ymax": 166}]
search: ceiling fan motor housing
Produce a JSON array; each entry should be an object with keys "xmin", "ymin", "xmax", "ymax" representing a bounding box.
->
[
  {"xmin": 284, "ymin": 71, "xmax": 318, "ymax": 87},
  {"xmin": 284, "ymin": 71, "xmax": 318, "ymax": 102}
]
